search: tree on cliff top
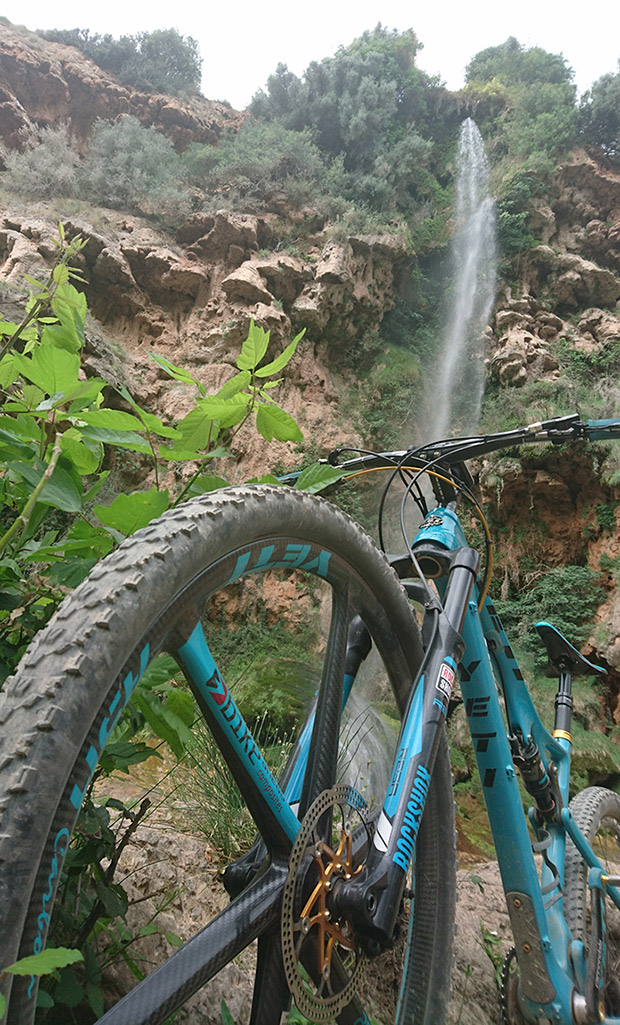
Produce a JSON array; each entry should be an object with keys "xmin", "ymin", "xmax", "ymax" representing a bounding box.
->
[
  {"xmin": 250, "ymin": 25, "xmax": 440, "ymax": 173},
  {"xmin": 465, "ymin": 37, "xmax": 577, "ymax": 158},
  {"xmin": 580, "ymin": 63, "xmax": 620, "ymax": 163},
  {"xmin": 39, "ymin": 26, "xmax": 202, "ymax": 96},
  {"xmin": 465, "ymin": 36, "xmax": 574, "ymax": 87}
]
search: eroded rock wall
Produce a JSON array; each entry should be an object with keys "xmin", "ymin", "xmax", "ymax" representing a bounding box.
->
[
  {"xmin": 0, "ymin": 202, "xmax": 408, "ymax": 479},
  {"xmin": 0, "ymin": 20, "xmax": 243, "ymax": 162}
]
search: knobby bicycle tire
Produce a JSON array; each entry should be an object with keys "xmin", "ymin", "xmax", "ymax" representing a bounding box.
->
[
  {"xmin": 0, "ymin": 485, "xmax": 455, "ymax": 1025},
  {"xmin": 564, "ymin": 786, "xmax": 620, "ymax": 1016}
]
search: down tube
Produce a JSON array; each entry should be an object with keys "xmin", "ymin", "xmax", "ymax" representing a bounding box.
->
[
  {"xmin": 458, "ymin": 599, "xmax": 574, "ymax": 1017},
  {"xmin": 177, "ymin": 622, "xmax": 300, "ymax": 848}
]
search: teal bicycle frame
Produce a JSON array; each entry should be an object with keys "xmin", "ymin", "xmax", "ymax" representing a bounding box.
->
[
  {"xmin": 411, "ymin": 501, "xmax": 620, "ymax": 1025},
  {"xmin": 173, "ymin": 484, "xmax": 620, "ymax": 1025}
]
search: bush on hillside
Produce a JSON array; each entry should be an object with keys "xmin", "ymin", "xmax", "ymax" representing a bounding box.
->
[
  {"xmin": 2, "ymin": 117, "xmax": 193, "ymax": 227},
  {"xmin": 4, "ymin": 124, "xmax": 79, "ymax": 198}
]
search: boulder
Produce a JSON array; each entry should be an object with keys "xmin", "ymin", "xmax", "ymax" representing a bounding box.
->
[
  {"xmin": 491, "ymin": 349, "xmax": 528, "ymax": 386},
  {"xmin": 555, "ymin": 254, "xmax": 620, "ymax": 308},
  {"xmin": 252, "ymin": 252, "xmax": 309, "ymax": 307},
  {"xmin": 184, "ymin": 212, "xmax": 259, "ymax": 264},
  {"xmin": 315, "ymin": 242, "xmax": 354, "ymax": 285},
  {"xmin": 221, "ymin": 263, "xmax": 274, "ymax": 306}
]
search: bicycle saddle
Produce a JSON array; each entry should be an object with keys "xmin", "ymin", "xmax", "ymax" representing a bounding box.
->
[{"xmin": 536, "ymin": 621, "xmax": 605, "ymax": 678}]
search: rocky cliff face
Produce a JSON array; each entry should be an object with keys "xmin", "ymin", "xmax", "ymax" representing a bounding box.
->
[
  {"xmin": 0, "ymin": 19, "xmax": 243, "ymax": 162},
  {"xmin": 0, "ymin": 200, "xmax": 408, "ymax": 478},
  {"xmin": 490, "ymin": 151, "xmax": 620, "ymax": 389},
  {"xmin": 480, "ymin": 150, "xmax": 620, "ymax": 710},
  {"xmin": 2, "ymin": 22, "xmax": 620, "ymax": 689}
]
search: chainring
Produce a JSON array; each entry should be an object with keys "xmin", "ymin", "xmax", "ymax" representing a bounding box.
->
[
  {"xmin": 281, "ymin": 785, "xmax": 370, "ymax": 1023},
  {"xmin": 501, "ymin": 947, "xmax": 528, "ymax": 1025}
]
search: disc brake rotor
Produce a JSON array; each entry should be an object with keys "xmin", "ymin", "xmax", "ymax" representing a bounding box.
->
[{"xmin": 281, "ymin": 785, "xmax": 370, "ymax": 1023}]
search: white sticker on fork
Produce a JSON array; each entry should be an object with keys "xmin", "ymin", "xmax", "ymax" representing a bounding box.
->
[{"xmin": 373, "ymin": 810, "xmax": 393, "ymax": 851}]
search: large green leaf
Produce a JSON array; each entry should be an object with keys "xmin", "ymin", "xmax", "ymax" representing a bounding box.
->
[
  {"xmin": 254, "ymin": 329, "xmax": 305, "ymax": 378},
  {"xmin": 51, "ymin": 283, "xmax": 86, "ymax": 350},
  {"xmin": 0, "ymin": 354, "xmax": 20, "ymax": 389},
  {"xmin": 76, "ymin": 425, "xmax": 149, "ymax": 448},
  {"xmin": 77, "ymin": 409, "xmax": 145, "ymax": 431},
  {"xmin": 8, "ymin": 459, "xmax": 83, "ymax": 513},
  {"xmin": 185, "ymin": 474, "xmax": 229, "ymax": 498},
  {"xmin": 177, "ymin": 396, "xmax": 248, "ymax": 449},
  {"xmin": 294, "ymin": 463, "xmax": 346, "ymax": 493},
  {"xmin": 135, "ymin": 413, "xmax": 177, "ymax": 439},
  {"xmin": 25, "ymin": 520, "xmax": 114, "ymax": 562},
  {"xmin": 132, "ymin": 690, "xmax": 192, "ymax": 759},
  {"xmin": 98, "ymin": 740, "xmax": 161, "ymax": 774},
  {"xmin": 236, "ymin": 320, "xmax": 270, "ymax": 371},
  {"xmin": 41, "ymin": 322, "xmax": 80, "ymax": 355},
  {"xmin": 0, "ymin": 414, "xmax": 40, "ymax": 441},
  {"xmin": 217, "ymin": 370, "xmax": 251, "ymax": 399},
  {"xmin": 113, "ymin": 387, "xmax": 178, "ymax": 438},
  {"xmin": 198, "ymin": 394, "xmax": 250, "ymax": 427},
  {"xmin": 4, "ymin": 947, "xmax": 84, "ymax": 977},
  {"xmin": 94, "ymin": 488, "xmax": 170, "ymax": 535},
  {"xmin": 255, "ymin": 403, "xmax": 303, "ymax": 443},
  {"xmin": 162, "ymin": 687, "xmax": 194, "ymax": 726},
  {"xmin": 150, "ymin": 354, "xmax": 205, "ymax": 394},
  {"xmin": 16, "ymin": 345, "xmax": 80, "ymax": 397},
  {"xmin": 0, "ymin": 428, "xmax": 37, "ymax": 461},
  {"xmin": 63, "ymin": 377, "xmax": 107, "ymax": 413},
  {"xmin": 60, "ymin": 429, "xmax": 103, "ymax": 475},
  {"xmin": 48, "ymin": 556, "xmax": 97, "ymax": 587}
]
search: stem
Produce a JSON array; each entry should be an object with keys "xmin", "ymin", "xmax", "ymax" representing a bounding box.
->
[
  {"xmin": 145, "ymin": 426, "xmax": 159, "ymax": 489},
  {"xmin": 0, "ymin": 235, "xmax": 86, "ymax": 362},
  {"xmin": 0, "ymin": 295, "xmax": 47, "ymax": 362},
  {"xmin": 0, "ymin": 442, "xmax": 62, "ymax": 556},
  {"xmin": 74, "ymin": 798, "xmax": 151, "ymax": 949},
  {"xmin": 172, "ymin": 461, "xmax": 207, "ymax": 507}
]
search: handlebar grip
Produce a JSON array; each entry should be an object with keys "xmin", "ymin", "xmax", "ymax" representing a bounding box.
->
[{"xmin": 587, "ymin": 418, "xmax": 620, "ymax": 440}]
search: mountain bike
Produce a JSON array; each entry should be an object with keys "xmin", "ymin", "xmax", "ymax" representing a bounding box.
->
[{"xmin": 1, "ymin": 412, "xmax": 619, "ymax": 1025}]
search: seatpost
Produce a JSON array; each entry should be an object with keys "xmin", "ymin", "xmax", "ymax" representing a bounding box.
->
[{"xmin": 554, "ymin": 665, "xmax": 573, "ymax": 740}]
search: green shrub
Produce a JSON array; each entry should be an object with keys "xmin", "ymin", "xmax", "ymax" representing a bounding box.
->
[
  {"xmin": 552, "ymin": 336, "xmax": 620, "ymax": 383},
  {"xmin": 184, "ymin": 118, "xmax": 326, "ymax": 204},
  {"xmin": 465, "ymin": 37, "xmax": 574, "ymax": 89},
  {"xmin": 3, "ymin": 124, "xmax": 79, "ymax": 199},
  {"xmin": 495, "ymin": 565, "xmax": 604, "ymax": 662},
  {"xmin": 79, "ymin": 115, "xmax": 190, "ymax": 220},
  {"xmin": 121, "ymin": 29, "xmax": 202, "ymax": 94},
  {"xmin": 2, "ymin": 117, "xmax": 193, "ymax": 227},
  {"xmin": 466, "ymin": 37, "xmax": 578, "ymax": 159}
]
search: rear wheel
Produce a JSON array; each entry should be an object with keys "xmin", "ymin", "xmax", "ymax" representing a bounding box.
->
[
  {"xmin": 0, "ymin": 485, "xmax": 455, "ymax": 1024},
  {"xmin": 564, "ymin": 786, "xmax": 620, "ymax": 1015}
]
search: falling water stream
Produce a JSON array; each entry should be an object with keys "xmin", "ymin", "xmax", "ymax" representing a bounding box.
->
[
  {"xmin": 326, "ymin": 122, "xmax": 497, "ymax": 800},
  {"xmin": 431, "ymin": 118, "xmax": 497, "ymax": 439}
]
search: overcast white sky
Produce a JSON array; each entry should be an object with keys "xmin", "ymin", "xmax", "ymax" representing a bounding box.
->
[{"xmin": 4, "ymin": 0, "xmax": 619, "ymax": 108}]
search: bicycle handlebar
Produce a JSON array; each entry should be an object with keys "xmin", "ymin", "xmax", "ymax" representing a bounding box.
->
[{"xmin": 325, "ymin": 413, "xmax": 620, "ymax": 473}]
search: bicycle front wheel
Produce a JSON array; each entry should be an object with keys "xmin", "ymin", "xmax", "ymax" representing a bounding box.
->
[
  {"xmin": 564, "ymin": 786, "xmax": 620, "ymax": 1015},
  {"xmin": 0, "ymin": 485, "xmax": 455, "ymax": 1025}
]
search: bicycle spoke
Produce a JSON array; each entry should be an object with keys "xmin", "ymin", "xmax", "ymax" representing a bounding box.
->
[{"xmin": 299, "ymin": 586, "xmax": 351, "ymax": 819}]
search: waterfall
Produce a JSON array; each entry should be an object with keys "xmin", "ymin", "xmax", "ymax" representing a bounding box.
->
[{"xmin": 431, "ymin": 118, "xmax": 497, "ymax": 440}]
